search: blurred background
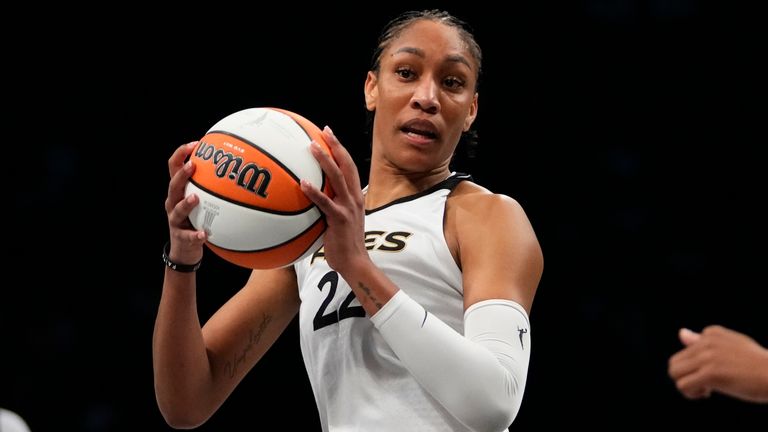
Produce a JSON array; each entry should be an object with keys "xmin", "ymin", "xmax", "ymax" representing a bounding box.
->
[{"xmin": 4, "ymin": 1, "xmax": 766, "ymax": 430}]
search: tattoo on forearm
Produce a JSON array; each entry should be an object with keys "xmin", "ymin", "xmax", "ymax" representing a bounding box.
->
[
  {"xmin": 358, "ymin": 282, "xmax": 383, "ymax": 310},
  {"xmin": 225, "ymin": 313, "xmax": 273, "ymax": 379}
]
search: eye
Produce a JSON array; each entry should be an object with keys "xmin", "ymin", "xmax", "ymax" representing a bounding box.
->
[
  {"xmin": 443, "ymin": 76, "xmax": 465, "ymax": 90},
  {"xmin": 396, "ymin": 67, "xmax": 415, "ymax": 80}
]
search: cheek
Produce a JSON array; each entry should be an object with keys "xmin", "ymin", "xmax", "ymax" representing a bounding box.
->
[
  {"xmin": 444, "ymin": 106, "xmax": 468, "ymax": 129},
  {"xmin": 376, "ymin": 91, "xmax": 409, "ymax": 120},
  {"xmin": 448, "ymin": 98, "xmax": 475, "ymax": 125},
  {"xmin": 379, "ymin": 80, "xmax": 416, "ymax": 103}
]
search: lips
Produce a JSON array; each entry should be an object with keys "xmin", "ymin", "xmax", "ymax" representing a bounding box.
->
[{"xmin": 401, "ymin": 118, "xmax": 439, "ymax": 140}]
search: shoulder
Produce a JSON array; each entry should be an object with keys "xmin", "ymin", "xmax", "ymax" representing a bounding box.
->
[
  {"xmin": 447, "ymin": 180, "xmax": 543, "ymax": 309},
  {"xmin": 447, "ymin": 180, "xmax": 529, "ymax": 225},
  {"xmin": 444, "ymin": 179, "xmax": 540, "ymax": 260}
]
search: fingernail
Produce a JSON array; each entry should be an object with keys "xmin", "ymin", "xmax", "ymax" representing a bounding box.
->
[
  {"xmin": 324, "ymin": 125, "xmax": 335, "ymax": 137},
  {"xmin": 185, "ymin": 160, "xmax": 193, "ymax": 171},
  {"xmin": 187, "ymin": 141, "xmax": 198, "ymax": 149},
  {"xmin": 186, "ymin": 194, "xmax": 196, "ymax": 203}
]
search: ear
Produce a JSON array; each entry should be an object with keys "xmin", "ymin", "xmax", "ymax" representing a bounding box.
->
[
  {"xmin": 364, "ymin": 71, "xmax": 378, "ymax": 111},
  {"xmin": 463, "ymin": 92, "xmax": 479, "ymax": 132}
]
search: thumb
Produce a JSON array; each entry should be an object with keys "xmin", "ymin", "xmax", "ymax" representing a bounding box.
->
[{"xmin": 679, "ymin": 328, "xmax": 701, "ymax": 346}]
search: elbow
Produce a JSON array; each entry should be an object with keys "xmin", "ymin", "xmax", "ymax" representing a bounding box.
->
[
  {"xmin": 159, "ymin": 407, "xmax": 210, "ymax": 430},
  {"xmin": 458, "ymin": 378, "xmax": 525, "ymax": 431},
  {"xmin": 154, "ymin": 378, "xmax": 218, "ymax": 429},
  {"xmin": 156, "ymin": 397, "xmax": 213, "ymax": 430},
  {"xmin": 489, "ymin": 404, "xmax": 519, "ymax": 431},
  {"xmin": 165, "ymin": 419, "xmax": 202, "ymax": 430},
  {"xmin": 462, "ymin": 405, "xmax": 518, "ymax": 432},
  {"xmin": 490, "ymin": 398, "xmax": 520, "ymax": 430}
]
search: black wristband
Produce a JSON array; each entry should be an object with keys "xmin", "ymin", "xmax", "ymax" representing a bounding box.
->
[{"xmin": 162, "ymin": 241, "xmax": 202, "ymax": 272}]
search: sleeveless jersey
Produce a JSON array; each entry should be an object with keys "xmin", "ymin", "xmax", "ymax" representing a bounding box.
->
[{"xmin": 295, "ymin": 173, "xmax": 481, "ymax": 431}]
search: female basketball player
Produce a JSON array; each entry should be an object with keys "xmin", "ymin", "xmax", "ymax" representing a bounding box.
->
[{"xmin": 154, "ymin": 9, "xmax": 543, "ymax": 431}]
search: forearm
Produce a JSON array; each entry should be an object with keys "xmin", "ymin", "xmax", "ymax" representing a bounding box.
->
[
  {"xmin": 370, "ymin": 291, "xmax": 529, "ymax": 431},
  {"xmin": 341, "ymin": 257, "xmax": 399, "ymax": 316},
  {"xmin": 734, "ymin": 343, "xmax": 768, "ymax": 402},
  {"xmin": 152, "ymin": 269, "xmax": 215, "ymax": 427},
  {"xmin": 342, "ymin": 254, "xmax": 531, "ymax": 432}
]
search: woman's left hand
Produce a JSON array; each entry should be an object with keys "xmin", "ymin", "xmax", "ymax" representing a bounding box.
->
[{"xmin": 301, "ymin": 126, "xmax": 369, "ymax": 274}]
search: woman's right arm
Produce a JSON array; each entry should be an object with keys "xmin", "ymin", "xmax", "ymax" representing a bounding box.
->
[{"xmin": 153, "ymin": 142, "xmax": 300, "ymax": 428}]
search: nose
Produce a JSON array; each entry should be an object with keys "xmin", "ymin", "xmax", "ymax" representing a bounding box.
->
[{"xmin": 410, "ymin": 78, "xmax": 440, "ymax": 114}]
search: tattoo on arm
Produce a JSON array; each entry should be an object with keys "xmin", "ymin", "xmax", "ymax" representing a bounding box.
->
[
  {"xmin": 225, "ymin": 313, "xmax": 273, "ymax": 379},
  {"xmin": 358, "ymin": 282, "xmax": 383, "ymax": 310}
]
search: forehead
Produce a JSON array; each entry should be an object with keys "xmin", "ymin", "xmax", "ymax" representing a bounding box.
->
[{"xmin": 383, "ymin": 20, "xmax": 475, "ymax": 68}]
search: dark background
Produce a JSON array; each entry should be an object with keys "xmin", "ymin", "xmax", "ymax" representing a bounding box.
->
[{"xmin": 4, "ymin": 1, "xmax": 766, "ymax": 430}]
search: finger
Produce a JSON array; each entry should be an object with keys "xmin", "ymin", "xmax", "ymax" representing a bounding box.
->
[
  {"xmin": 168, "ymin": 141, "xmax": 198, "ymax": 178},
  {"xmin": 668, "ymin": 348, "xmax": 701, "ymax": 380},
  {"xmin": 702, "ymin": 324, "xmax": 730, "ymax": 337},
  {"xmin": 169, "ymin": 192, "xmax": 203, "ymax": 230},
  {"xmin": 171, "ymin": 226, "xmax": 208, "ymax": 246},
  {"xmin": 675, "ymin": 370, "xmax": 712, "ymax": 400},
  {"xmin": 301, "ymin": 178, "xmax": 338, "ymax": 218},
  {"xmin": 166, "ymin": 160, "xmax": 196, "ymax": 214},
  {"xmin": 322, "ymin": 126, "xmax": 362, "ymax": 194},
  {"xmin": 177, "ymin": 228, "xmax": 207, "ymax": 245},
  {"xmin": 169, "ymin": 227, "xmax": 207, "ymax": 260},
  {"xmin": 310, "ymin": 140, "xmax": 350, "ymax": 200},
  {"xmin": 679, "ymin": 328, "xmax": 701, "ymax": 346}
]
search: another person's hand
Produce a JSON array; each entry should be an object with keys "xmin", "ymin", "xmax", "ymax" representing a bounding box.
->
[
  {"xmin": 165, "ymin": 142, "xmax": 207, "ymax": 264},
  {"xmin": 668, "ymin": 325, "xmax": 768, "ymax": 403}
]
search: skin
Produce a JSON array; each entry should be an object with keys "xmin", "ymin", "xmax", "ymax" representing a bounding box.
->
[
  {"xmin": 668, "ymin": 325, "xmax": 768, "ymax": 403},
  {"xmin": 154, "ymin": 19, "xmax": 543, "ymax": 428}
]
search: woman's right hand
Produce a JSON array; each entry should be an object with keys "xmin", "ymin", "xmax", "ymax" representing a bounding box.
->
[{"xmin": 165, "ymin": 141, "xmax": 207, "ymax": 264}]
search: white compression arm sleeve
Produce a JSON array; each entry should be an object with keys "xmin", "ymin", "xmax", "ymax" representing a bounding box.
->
[{"xmin": 370, "ymin": 290, "xmax": 531, "ymax": 432}]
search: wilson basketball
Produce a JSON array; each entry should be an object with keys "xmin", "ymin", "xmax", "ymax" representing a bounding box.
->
[{"xmin": 185, "ymin": 107, "xmax": 334, "ymax": 269}]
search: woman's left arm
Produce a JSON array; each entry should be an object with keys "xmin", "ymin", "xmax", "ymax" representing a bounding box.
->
[{"xmin": 371, "ymin": 192, "xmax": 543, "ymax": 431}]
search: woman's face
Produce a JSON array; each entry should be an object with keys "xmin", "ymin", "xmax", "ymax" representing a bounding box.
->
[{"xmin": 365, "ymin": 20, "xmax": 479, "ymax": 173}]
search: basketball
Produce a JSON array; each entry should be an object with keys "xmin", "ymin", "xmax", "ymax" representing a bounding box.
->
[{"xmin": 184, "ymin": 107, "xmax": 334, "ymax": 269}]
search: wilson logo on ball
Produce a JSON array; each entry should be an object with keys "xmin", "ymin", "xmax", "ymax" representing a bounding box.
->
[{"xmin": 194, "ymin": 138, "xmax": 273, "ymax": 198}]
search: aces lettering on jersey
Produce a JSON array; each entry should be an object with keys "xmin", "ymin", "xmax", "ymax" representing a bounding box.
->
[{"xmin": 310, "ymin": 230, "xmax": 413, "ymax": 264}]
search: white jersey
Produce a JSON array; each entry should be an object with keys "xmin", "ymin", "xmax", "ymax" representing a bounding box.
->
[{"xmin": 295, "ymin": 173, "xmax": 480, "ymax": 432}]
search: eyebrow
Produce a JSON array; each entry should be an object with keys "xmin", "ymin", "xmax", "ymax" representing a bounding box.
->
[{"xmin": 393, "ymin": 47, "xmax": 473, "ymax": 70}]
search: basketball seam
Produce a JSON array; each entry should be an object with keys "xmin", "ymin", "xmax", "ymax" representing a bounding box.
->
[
  {"xmin": 188, "ymin": 179, "xmax": 315, "ymax": 216},
  {"xmin": 280, "ymin": 111, "xmax": 330, "ymax": 196}
]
